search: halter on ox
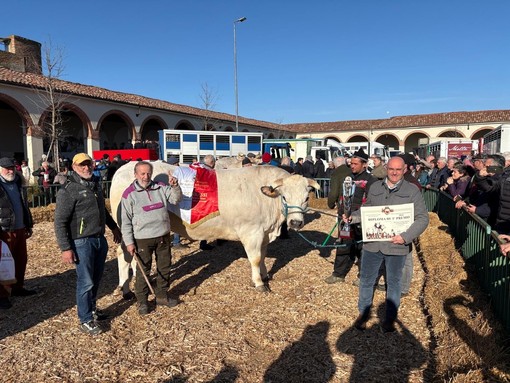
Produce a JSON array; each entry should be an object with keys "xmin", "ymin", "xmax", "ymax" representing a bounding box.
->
[{"xmin": 271, "ymin": 184, "xmax": 356, "ymax": 249}]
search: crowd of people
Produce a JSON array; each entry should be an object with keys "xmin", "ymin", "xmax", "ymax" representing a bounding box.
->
[{"xmin": 0, "ymin": 147, "xmax": 508, "ymax": 336}]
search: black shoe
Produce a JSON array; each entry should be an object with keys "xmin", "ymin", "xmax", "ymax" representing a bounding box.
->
[
  {"xmin": 172, "ymin": 243, "xmax": 189, "ymax": 250},
  {"xmin": 92, "ymin": 309, "xmax": 109, "ymax": 321},
  {"xmin": 0, "ymin": 297, "xmax": 12, "ymax": 309},
  {"xmin": 200, "ymin": 241, "xmax": 214, "ymax": 251},
  {"xmin": 138, "ymin": 303, "xmax": 149, "ymax": 316},
  {"xmin": 325, "ymin": 275, "xmax": 345, "ymax": 284},
  {"xmin": 11, "ymin": 288, "xmax": 37, "ymax": 297},
  {"xmin": 380, "ymin": 320, "xmax": 396, "ymax": 333},
  {"xmin": 156, "ymin": 297, "xmax": 178, "ymax": 308},
  {"xmin": 401, "ymin": 292, "xmax": 409, "ymax": 297},
  {"xmin": 122, "ymin": 291, "xmax": 135, "ymax": 301},
  {"xmin": 353, "ymin": 314, "xmax": 369, "ymax": 331},
  {"xmin": 79, "ymin": 321, "xmax": 103, "ymax": 335}
]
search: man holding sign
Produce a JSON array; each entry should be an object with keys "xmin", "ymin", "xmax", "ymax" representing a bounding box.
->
[{"xmin": 346, "ymin": 156, "xmax": 429, "ymax": 333}]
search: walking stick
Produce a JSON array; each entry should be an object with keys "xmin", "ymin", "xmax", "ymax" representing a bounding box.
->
[{"xmin": 132, "ymin": 251, "xmax": 155, "ymax": 296}]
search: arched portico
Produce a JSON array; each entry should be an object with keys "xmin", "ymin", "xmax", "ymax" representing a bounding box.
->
[
  {"xmin": 470, "ymin": 127, "xmax": 492, "ymax": 140},
  {"xmin": 97, "ymin": 110, "xmax": 136, "ymax": 150},
  {"xmin": 438, "ymin": 129, "xmax": 465, "ymax": 138},
  {"xmin": 175, "ymin": 119, "xmax": 195, "ymax": 130},
  {"xmin": 0, "ymin": 94, "xmax": 35, "ymax": 162},
  {"xmin": 403, "ymin": 131, "xmax": 429, "ymax": 153},
  {"xmin": 346, "ymin": 134, "xmax": 368, "ymax": 142},
  {"xmin": 140, "ymin": 116, "xmax": 168, "ymax": 143},
  {"xmin": 37, "ymin": 103, "xmax": 92, "ymax": 161}
]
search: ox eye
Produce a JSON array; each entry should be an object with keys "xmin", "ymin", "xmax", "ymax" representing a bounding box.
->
[
  {"xmin": 305, "ymin": 196, "xmax": 309, "ymax": 202},
  {"xmin": 282, "ymin": 196, "xmax": 287, "ymax": 202}
]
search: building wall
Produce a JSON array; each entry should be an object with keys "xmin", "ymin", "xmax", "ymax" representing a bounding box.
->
[
  {"xmin": 0, "ymin": 83, "xmax": 281, "ymax": 168},
  {"xmin": 0, "ymin": 35, "xmax": 42, "ymax": 74}
]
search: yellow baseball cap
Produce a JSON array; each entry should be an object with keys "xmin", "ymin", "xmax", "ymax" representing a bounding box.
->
[{"xmin": 72, "ymin": 153, "xmax": 93, "ymax": 164}]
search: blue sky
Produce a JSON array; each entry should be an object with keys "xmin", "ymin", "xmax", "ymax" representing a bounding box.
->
[{"xmin": 3, "ymin": 1, "xmax": 510, "ymax": 123}]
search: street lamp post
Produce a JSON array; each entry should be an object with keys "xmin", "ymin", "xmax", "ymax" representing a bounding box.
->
[{"xmin": 234, "ymin": 16, "xmax": 246, "ymax": 132}]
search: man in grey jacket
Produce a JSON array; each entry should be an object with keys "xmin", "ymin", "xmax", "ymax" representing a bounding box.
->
[
  {"xmin": 347, "ymin": 156, "xmax": 429, "ymax": 333},
  {"xmin": 55, "ymin": 153, "xmax": 122, "ymax": 335},
  {"xmin": 121, "ymin": 161, "xmax": 182, "ymax": 315}
]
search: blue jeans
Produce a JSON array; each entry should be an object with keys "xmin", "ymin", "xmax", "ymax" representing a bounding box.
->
[
  {"xmin": 400, "ymin": 252, "xmax": 413, "ymax": 294},
  {"xmin": 73, "ymin": 236, "xmax": 108, "ymax": 323},
  {"xmin": 172, "ymin": 233, "xmax": 180, "ymax": 246},
  {"xmin": 358, "ymin": 250, "xmax": 406, "ymax": 322}
]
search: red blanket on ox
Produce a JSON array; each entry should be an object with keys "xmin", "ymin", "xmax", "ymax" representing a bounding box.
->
[{"xmin": 189, "ymin": 165, "xmax": 220, "ymax": 226}]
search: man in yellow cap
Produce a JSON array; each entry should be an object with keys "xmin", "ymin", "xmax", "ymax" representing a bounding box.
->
[{"xmin": 54, "ymin": 153, "xmax": 122, "ymax": 335}]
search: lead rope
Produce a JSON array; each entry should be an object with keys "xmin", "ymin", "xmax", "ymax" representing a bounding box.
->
[{"xmin": 280, "ymin": 198, "xmax": 356, "ymax": 249}]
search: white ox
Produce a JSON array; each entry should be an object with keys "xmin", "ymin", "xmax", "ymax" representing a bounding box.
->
[
  {"xmin": 109, "ymin": 161, "xmax": 319, "ymax": 291},
  {"xmin": 215, "ymin": 155, "xmax": 260, "ymax": 169}
]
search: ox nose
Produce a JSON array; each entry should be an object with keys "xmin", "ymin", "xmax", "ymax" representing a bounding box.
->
[{"xmin": 289, "ymin": 219, "xmax": 304, "ymax": 230}]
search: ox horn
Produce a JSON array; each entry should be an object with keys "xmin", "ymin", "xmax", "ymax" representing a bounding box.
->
[{"xmin": 307, "ymin": 178, "xmax": 320, "ymax": 190}]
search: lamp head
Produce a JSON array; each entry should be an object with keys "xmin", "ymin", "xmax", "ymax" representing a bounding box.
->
[{"xmin": 235, "ymin": 17, "xmax": 247, "ymax": 23}]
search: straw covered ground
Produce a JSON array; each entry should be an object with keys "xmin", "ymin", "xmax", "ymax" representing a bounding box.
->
[{"xmin": 0, "ymin": 200, "xmax": 509, "ymax": 382}]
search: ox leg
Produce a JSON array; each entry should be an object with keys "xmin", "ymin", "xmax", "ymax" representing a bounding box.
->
[
  {"xmin": 241, "ymin": 235, "xmax": 270, "ymax": 292},
  {"xmin": 260, "ymin": 242, "xmax": 269, "ymax": 283},
  {"xmin": 117, "ymin": 244, "xmax": 136, "ymax": 298}
]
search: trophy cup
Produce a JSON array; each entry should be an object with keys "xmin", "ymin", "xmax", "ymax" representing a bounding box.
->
[{"xmin": 339, "ymin": 176, "xmax": 356, "ymax": 239}]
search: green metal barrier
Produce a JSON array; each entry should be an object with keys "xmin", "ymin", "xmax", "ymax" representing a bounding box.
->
[
  {"xmin": 24, "ymin": 180, "xmax": 112, "ymax": 207},
  {"xmin": 422, "ymin": 188, "xmax": 510, "ymax": 332}
]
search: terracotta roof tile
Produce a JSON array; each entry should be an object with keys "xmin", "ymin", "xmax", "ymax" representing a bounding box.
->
[
  {"xmin": 0, "ymin": 67, "xmax": 278, "ymax": 130},
  {"xmin": 2, "ymin": 67, "xmax": 509, "ymax": 133},
  {"xmin": 283, "ymin": 111, "xmax": 510, "ymax": 133}
]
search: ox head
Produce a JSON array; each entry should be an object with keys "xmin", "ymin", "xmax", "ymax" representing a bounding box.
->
[{"xmin": 261, "ymin": 175, "xmax": 320, "ymax": 230}]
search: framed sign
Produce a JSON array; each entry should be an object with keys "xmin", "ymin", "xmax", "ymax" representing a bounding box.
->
[{"xmin": 360, "ymin": 203, "xmax": 414, "ymax": 242}]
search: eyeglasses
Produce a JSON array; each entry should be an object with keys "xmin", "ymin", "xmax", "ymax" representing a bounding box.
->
[{"xmin": 76, "ymin": 162, "xmax": 93, "ymax": 167}]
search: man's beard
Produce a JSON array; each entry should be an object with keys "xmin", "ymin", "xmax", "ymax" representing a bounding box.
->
[{"xmin": 2, "ymin": 173, "xmax": 15, "ymax": 182}]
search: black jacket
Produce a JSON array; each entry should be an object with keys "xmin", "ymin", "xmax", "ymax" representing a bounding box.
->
[
  {"xmin": 32, "ymin": 166, "xmax": 57, "ymax": 186},
  {"xmin": 327, "ymin": 165, "xmax": 351, "ymax": 209},
  {"xmin": 328, "ymin": 167, "xmax": 376, "ymax": 213},
  {"xmin": 0, "ymin": 175, "xmax": 33, "ymax": 232},
  {"xmin": 54, "ymin": 173, "xmax": 118, "ymax": 251},
  {"xmin": 475, "ymin": 167, "xmax": 510, "ymax": 234},
  {"xmin": 302, "ymin": 160, "xmax": 315, "ymax": 178}
]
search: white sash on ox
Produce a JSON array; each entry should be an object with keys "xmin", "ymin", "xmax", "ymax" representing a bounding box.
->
[{"xmin": 168, "ymin": 166, "xmax": 197, "ymax": 224}]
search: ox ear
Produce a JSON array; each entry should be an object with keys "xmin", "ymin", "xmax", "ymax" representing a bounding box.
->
[
  {"xmin": 307, "ymin": 178, "xmax": 320, "ymax": 190},
  {"xmin": 261, "ymin": 178, "xmax": 284, "ymax": 198},
  {"xmin": 260, "ymin": 185, "xmax": 280, "ymax": 198}
]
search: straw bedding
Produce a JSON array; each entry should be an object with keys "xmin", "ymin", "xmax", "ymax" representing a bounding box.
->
[{"xmin": 0, "ymin": 201, "xmax": 508, "ymax": 382}]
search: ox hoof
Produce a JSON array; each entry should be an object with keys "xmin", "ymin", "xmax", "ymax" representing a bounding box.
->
[{"xmin": 255, "ymin": 285, "xmax": 271, "ymax": 293}]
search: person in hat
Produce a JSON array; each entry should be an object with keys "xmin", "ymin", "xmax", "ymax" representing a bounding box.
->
[
  {"xmin": 54, "ymin": 153, "xmax": 122, "ymax": 335},
  {"xmin": 325, "ymin": 148, "xmax": 377, "ymax": 285},
  {"xmin": 167, "ymin": 156, "xmax": 179, "ymax": 165},
  {"xmin": 242, "ymin": 157, "xmax": 252, "ymax": 167},
  {"xmin": 261, "ymin": 152, "xmax": 272, "ymax": 165},
  {"xmin": 0, "ymin": 157, "xmax": 35, "ymax": 309}
]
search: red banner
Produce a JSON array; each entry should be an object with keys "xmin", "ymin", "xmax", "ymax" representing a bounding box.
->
[
  {"xmin": 92, "ymin": 149, "xmax": 158, "ymax": 161},
  {"xmin": 190, "ymin": 166, "xmax": 219, "ymax": 225}
]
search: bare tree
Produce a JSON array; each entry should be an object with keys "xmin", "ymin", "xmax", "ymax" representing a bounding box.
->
[
  {"xmin": 30, "ymin": 39, "xmax": 69, "ymax": 170},
  {"xmin": 199, "ymin": 82, "xmax": 219, "ymax": 131}
]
